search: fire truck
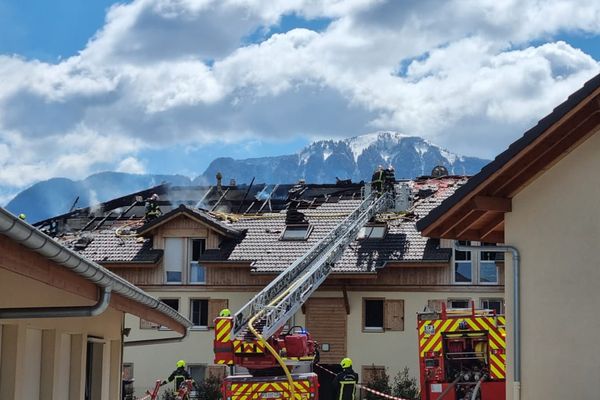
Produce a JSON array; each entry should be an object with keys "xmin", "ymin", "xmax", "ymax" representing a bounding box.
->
[
  {"xmin": 213, "ymin": 189, "xmax": 395, "ymax": 400},
  {"xmin": 417, "ymin": 302, "xmax": 506, "ymax": 400}
]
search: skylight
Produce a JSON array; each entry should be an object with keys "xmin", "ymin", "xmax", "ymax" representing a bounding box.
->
[
  {"xmin": 281, "ymin": 225, "xmax": 312, "ymax": 241},
  {"xmin": 358, "ymin": 225, "xmax": 387, "ymax": 239}
]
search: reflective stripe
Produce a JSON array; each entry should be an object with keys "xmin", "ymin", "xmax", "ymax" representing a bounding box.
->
[{"xmin": 338, "ymin": 381, "xmax": 356, "ymax": 400}]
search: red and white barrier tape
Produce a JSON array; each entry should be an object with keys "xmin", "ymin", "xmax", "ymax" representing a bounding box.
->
[{"xmin": 315, "ymin": 364, "xmax": 413, "ymax": 400}]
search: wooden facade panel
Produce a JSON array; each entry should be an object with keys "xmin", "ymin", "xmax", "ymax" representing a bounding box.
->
[
  {"xmin": 206, "ymin": 265, "xmax": 271, "ymax": 286},
  {"xmin": 207, "ymin": 299, "xmax": 228, "ymax": 328},
  {"xmin": 306, "ymin": 298, "xmax": 346, "ymax": 363},
  {"xmin": 373, "ymin": 266, "xmax": 452, "ymax": 286},
  {"xmin": 112, "ymin": 267, "xmax": 163, "ymax": 286}
]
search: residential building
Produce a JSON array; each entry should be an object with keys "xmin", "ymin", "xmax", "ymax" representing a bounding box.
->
[
  {"xmin": 417, "ymin": 72, "xmax": 600, "ymax": 399},
  {"xmin": 0, "ymin": 207, "xmax": 191, "ymax": 400},
  {"xmin": 39, "ymin": 177, "xmax": 505, "ymax": 397}
]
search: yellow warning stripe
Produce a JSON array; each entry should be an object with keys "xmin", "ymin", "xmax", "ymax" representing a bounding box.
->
[
  {"xmin": 216, "ymin": 325, "xmax": 231, "ymax": 342},
  {"xmin": 477, "ymin": 318, "xmax": 505, "ymax": 348}
]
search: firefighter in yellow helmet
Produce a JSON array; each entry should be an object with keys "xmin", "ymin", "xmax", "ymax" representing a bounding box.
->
[
  {"xmin": 161, "ymin": 359, "xmax": 191, "ymax": 392},
  {"xmin": 219, "ymin": 308, "xmax": 231, "ymax": 317},
  {"xmin": 333, "ymin": 357, "xmax": 358, "ymax": 400}
]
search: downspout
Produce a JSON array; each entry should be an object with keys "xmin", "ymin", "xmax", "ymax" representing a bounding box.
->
[
  {"xmin": 454, "ymin": 241, "xmax": 521, "ymax": 400},
  {"xmin": 0, "ymin": 286, "xmax": 112, "ymax": 319}
]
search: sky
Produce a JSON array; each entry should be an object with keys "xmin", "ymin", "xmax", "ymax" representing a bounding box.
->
[{"xmin": 0, "ymin": 0, "xmax": 599, "ymax": 204}]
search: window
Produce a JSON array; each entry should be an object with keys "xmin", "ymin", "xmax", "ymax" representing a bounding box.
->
[
  {"xmin": 189, "ymin": 239, "xmax": 206, "ymax": 284},
  {"xmin": 190, "ymin": 299, "xmax": 209, "ymax": 328},
  {"xmin": 159, "ymin": 298, "xmax": 179, "ymax": 330},
  {"xmin": 453, "ymin": 240, "xmax": 472, "ymax": 283},
  {"xmin": 281, "ymin": 225, "xmax": 312, "ymax": 240},
  {"xmin": 188, "ymin": 365, "xmax": 206, "ymax": 384},
  {"xmin": 358, "ymin": 225, "xmax": 387, "ymax": 239},
  {"xmin": 481, "ymin": 298, "xmax": 504, "ymax": 314},
  {"xmin": 364, "ymin": 299, "xmax": 384, "ymax": 331},
  {"xmin": 363, "ymin": 298, "xmax": 405, "ymax": 332},
  {"xmin": 164, "ymin": 238, "xmax": 184, "ymax": 283},
  {"xmin": 448, "ymin": 299, "xmax": 471, "ymax": 309},
  {"xmin": 479, "ymin": 243, "xmax": 499, "ymax": 284}
]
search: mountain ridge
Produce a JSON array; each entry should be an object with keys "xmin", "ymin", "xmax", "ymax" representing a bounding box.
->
[{"xmin": 6, "ymin": 132, "xmax": 489, "ymax": 222}]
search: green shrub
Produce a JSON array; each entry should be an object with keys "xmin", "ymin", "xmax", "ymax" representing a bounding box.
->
[{"xmin": 391, "ymin": 367, "xmax": 419, "ymax": 400}]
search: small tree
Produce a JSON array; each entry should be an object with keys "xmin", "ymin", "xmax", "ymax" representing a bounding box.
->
[
  {"xmin": 365, "ymin": 367, "xmax": 391, "ymax": 400},
  {"xmin": 392, "ymin": 367, "xmax": 419, "ymax": 400},
  {"xmin": 197, "ymin": 374, "xmax": 223, "ymax": 400}
]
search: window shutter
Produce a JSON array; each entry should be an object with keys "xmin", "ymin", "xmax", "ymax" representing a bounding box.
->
[
  {"xmin": 427, "ymin": 299, "xmax": 445, "ymax": 312},
  {"xmin": 206, "ymin": 365, "xmax": 227, "ymax": 380},
  {"xmin": 384, "ymin": 300, "xmax": 404, "ymax": 331},
  {"xmin": 208, "ymin": 299, "xmax": 229, "ymax": 328}
]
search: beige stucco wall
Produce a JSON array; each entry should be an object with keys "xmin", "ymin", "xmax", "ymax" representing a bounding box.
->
[
  {"xmin": 124, "ymin": 288, "xmax": 502, "ymax": 396},
  {"xmin": 504, "ymin": 127, "xmax": 600, "ymax": 399},
  {"xmin": 0, "ymin": 268, "xmax": 123, "ymax": 400}
]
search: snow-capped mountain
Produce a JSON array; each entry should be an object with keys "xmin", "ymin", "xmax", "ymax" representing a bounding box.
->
[
  {"xmin": 7, "ymin": 132, "xmax": 489, "ymax": 223},
  {"xmin": 200, "ymin": 131, "xmax": 489, "ymax": 184}
]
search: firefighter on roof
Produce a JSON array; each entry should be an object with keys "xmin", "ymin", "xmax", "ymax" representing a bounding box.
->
[
  {"xmin": 144, "ymin": 194, "xmax": 162, "ymax": 221},
  {"xmin": 333, "ymin": 357, "xmax": 358, "ymax": 400},
  {"xmin": 161, "ymin": 359, "xmax": 192, "ymax": 393},
  {"xmin": 371, "ymin": 165, "xmax": 385, "ymax": 194}
]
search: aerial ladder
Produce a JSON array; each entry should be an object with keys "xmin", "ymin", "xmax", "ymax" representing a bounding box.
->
[{"xmin": 214, "ymin": 189, "xmax": 395, "ymax": 400}]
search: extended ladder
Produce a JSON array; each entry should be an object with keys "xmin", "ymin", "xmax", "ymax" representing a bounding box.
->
[{"xmin": 232, "ymin": 191, "xmax": 394, "ymax": 340}]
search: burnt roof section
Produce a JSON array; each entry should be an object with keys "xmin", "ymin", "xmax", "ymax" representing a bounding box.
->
[
  {"xmin": 137, "ymin": 204, "xmax": 245, "ymax": 238},
  {"xmin": 228, "ymin": 177, "xmax": 466, "ymax": 272},
  {"xmin": 44, "ymin": 177, "xmax": 466, "ymax": 270},
  {"xmin": 416, "ymin": 72, "xmax": 600, "ymax": 235}
]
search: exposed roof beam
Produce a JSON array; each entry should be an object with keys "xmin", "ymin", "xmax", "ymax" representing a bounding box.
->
[
  {"xmin": 471, "ymin": 196, "xmax": 511, "ymax": 212},
  {"xmin": 442, "ymin": 210, "xmax": 486, "ymax": 238},
  {"xmin": 480, "ymin": 214, "xmax": 505, "ymax": 243}
]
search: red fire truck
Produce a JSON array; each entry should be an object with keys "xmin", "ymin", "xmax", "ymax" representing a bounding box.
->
[{"xmin": 417, "ymin": 302, "xmax": 506, "ymax": 400}]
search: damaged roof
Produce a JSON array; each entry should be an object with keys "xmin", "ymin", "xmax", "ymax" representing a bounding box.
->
[{"xmin": 45, "ymin": 177, "xmax": 466, "ymax": 271}]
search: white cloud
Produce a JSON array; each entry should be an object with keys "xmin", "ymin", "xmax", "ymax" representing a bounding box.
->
[
  {"xmin": 0, "ymin": 0, "xmax": 600, "ymax": 196},
  {"xmin": 117, "ymin": 156, "xmax": 146, "ymax": 174}
]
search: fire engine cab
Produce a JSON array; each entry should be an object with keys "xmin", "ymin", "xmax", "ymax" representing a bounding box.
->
[{"xmin": 417, "ymin": 301, "xmax": 506, "ymax": 400}]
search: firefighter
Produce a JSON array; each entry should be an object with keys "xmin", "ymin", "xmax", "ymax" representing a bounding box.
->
[
  {"xmin": 371, "ymin": 166, "xmax": 385, "ymax": 194},
  {"xmin": 161, "ymin": 360, "xmax": 192, "ymax": 393},
  {"xmin": 384, "ymin": 165, "xmax": 396, "ymax": 194},
  {"xmin": 333, "ymin": 357, "xmax": 359, "ymax": 400},
  {"xmin": 219, "ymin": 308, "xmax": 231, "ymax": 317},
  {"xmin": 144, "ymin": 194, "xmax": 162, "ymax": 221}
]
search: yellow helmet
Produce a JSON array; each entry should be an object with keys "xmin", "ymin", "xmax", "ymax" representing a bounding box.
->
[
  {"xmin": 176, "ymin": 360, "xmax": 186, "ymax": 368},
  {"xmin": 18, "ymin": 213, "xmax": 26, "ymax": 220},
  {"xmin": 219, "ymin": 308, "xmax": 231, "ymax": 317},
  {"xmin": 340, "ymin": 357, "xmax": 352, "ymax": 368}
]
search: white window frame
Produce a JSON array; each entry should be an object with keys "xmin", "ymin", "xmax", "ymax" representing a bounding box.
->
[
  {"xmin": 189, "ymin": 238, "xmax": 206, "ymax": 285},
  {"xmin": 452, "ymin": 241, "xmax": 473, "ymax": 284},
  {"xmin": 363, "ymin": 298, "xmax": 385, "ymax": 333},
  {"xmin": 452, "ymin": 241, "xmax": 500, "ymax": 285},
  {"xmin": 164, "ymin": 238, "xmax": 185, "ymax": 284}
]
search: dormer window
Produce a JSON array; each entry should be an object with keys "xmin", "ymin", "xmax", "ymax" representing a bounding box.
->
[
  {"xmin": 281, "ymin": 224, "xmax": 312, "ymax": 241},
  {"xmin": 358, "ymin": 224, "xmax": 387, "ymax": 240}
]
